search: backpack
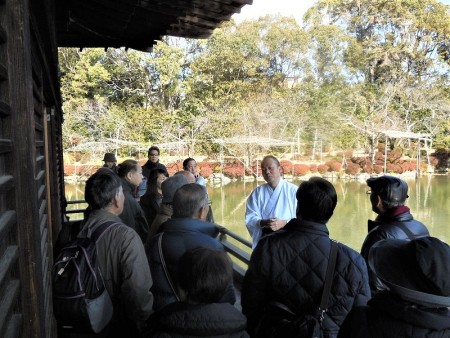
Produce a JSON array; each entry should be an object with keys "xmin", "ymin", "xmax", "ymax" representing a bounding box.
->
[{"xmin": 52, "ymin": 221, "xmax": 116, "ymax": 334}]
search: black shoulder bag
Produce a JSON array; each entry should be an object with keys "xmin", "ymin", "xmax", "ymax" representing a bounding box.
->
[{"xmin": 255, "ymin": 240, "xmax": 339, "ymax": 338}]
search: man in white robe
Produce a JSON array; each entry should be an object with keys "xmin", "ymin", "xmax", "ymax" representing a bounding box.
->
[{"xmin": 245, "ymin": 156, "xmax": 298, "ymax": 248}]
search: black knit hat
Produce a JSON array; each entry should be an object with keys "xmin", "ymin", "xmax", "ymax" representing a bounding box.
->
[
  {"xmin": 369, "ymin": 237, "xmax": 450, "ymax": 307},
  {"xmin": 366, "ymin": 175, "xmax": 408, "ymax": 206}
]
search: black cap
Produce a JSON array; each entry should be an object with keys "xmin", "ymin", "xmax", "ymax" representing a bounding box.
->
[
  {"xmin": 103, "ymin": 153, "xmax": 117, "ymax": 162},
  {"xmin": 366, "ymin": 175, "xmax": 408, "ymax": 206},
  {"xmin": 369, "ymin": 237, "xmax": 450, "ymax": 307}
]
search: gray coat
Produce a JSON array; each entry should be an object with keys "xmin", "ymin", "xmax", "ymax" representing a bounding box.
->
[{"xmin": 80, "ymin": 209, "xmax": 153, "ymax": 332}]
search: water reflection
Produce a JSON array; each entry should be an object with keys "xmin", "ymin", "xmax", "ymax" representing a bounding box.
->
[{"xmin": 65, "ymin": 175, "xmax": 450, "ymax": 252}]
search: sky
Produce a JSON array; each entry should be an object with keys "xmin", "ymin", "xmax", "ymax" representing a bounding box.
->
[{"xmin": 233, "ymin": 0, "xmax": 450, "ymax": 24}]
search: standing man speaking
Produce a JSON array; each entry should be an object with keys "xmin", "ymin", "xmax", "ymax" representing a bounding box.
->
[{"xmin": 245, "ymin": 155, "xmax": 298, "ymax": 248}]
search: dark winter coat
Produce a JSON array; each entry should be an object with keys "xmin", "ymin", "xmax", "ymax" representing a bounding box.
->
[
  {"xmin": 140, "ymin": 193, "xmax": 162, "ymax": 227},
  {"xmin": 146, "ymin": 218, "xmax": 236, "ymax": 310},
  {"xmin": 242, "ymin": 219, "xmax": 370, "ymax": 338},
  {"xmin": 144, "ymin": 302, "xmax": 249, "ymax": 338},
  {"xmin": 338, "ymin": 291, "xmax": 450, "ymax": 338},
  {"xmin": 361, "ymin": 207, "xmax": 429, "ymax": 293},
  {"xmin": 142, "ymin": 160, "xmax": 168, "ymax": 179},
  {"xmin": 119, "ymin": 178, "xmax": 149, "ymax": 242}
]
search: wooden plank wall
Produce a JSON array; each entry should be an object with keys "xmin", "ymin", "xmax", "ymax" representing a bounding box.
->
[
  {"xmin": 0, "ymin": 0, "xmax": 24, "ymax": 336},
  {"xmin": 0, "ymin": 0, "xmax": 62, "ymax": 336}
]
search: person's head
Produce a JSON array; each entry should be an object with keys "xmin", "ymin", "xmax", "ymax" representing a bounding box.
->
[
  {"xmin": 261, "ymin": 155, "xmax": 282, "ymax": 188},
  {"xmin": 85, "ymin": 168, "xmax": 124, "ymax": 215},
  {"xmin": 172, "ymin": 183, "xmax": 209, "ymax": 219},
  {"xmin": 183, "ymin": 158, "xmax": 197, "ymax": 175},
  {"xmin": 103, "ymin": 152, "xmax": 117, "ymax": 168},
  {"xmin": 174, "ymin": 170, "xmax": 196, "ymax": 183},
  {"xmin": 161, "ymin": 174, "xmax": 189, "ymax": 204},
  {"xmin": 147, "ymin": 146, "xmax": 160, "ymax": 163},
  {"xmin": 146, "ymin": 168, "xmax": 168, "ymax": 195},
  {"xmin": 178, "ymin": 247, "xmax": 233, "ymax": 304},
  {"xmin": 117, "ymin": 159, "xmax": 143, "ymax": 188},
  {"xmin": 366, "ymin": 175, "xmax": 409, "ymax": 214},
  {"xmin": 369, "ymin": 237, "xmax": 450, "ymax": 308},
  {"xmin": 296, "ymin": 177, "xmax": 336, "ymax": 223}
]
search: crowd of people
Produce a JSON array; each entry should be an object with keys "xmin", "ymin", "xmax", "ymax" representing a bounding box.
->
[{"xmin": 57, "ymin": 149, "xmax": 450, "ymax": 337}]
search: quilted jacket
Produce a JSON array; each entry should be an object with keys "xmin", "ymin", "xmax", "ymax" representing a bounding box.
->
[
  {"xmin": 338, "ymin": 291, "xmax": 450, "ymax": 337},
  {"xmin": 241, "ymin": 219, "xmax": 371, "ymax": 338},
  {"xmin": 144, "ymin": 302, "xmax": 249, "ymax": 337}
]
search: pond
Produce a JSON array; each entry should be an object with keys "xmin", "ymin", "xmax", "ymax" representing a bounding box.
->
[{"xmin": 65, "ymin": 175, "xmax": 450, "ymax": 252}]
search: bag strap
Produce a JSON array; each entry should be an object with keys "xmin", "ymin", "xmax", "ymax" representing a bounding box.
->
[
  {"xmin": 90, "ymin": 221, "xmax": 117, "ymax": 242},
  {"xmin": 320, "ymin": 240, "xmax": 338, "ymax": 309},
  {"xmin": 157, "ymin": 232, "xmax": 180, "ymax": 301},
  {"xmin": 392, "ymin": 222, "xmax": 415, "ymax": 240},
  {"xmin": 317, "ymin": 240, "xmax": 338, "ymax": 328}
]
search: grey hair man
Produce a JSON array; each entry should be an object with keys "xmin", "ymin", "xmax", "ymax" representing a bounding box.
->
[
  {"xmin": 146, "ymin": 174, "xmax": 189, "ymax": 241},
  {"xmin": 361, "ymin": 175, "xmax": 429, "ymax": 294},
  {"xmin": 78, "ymin": 168, "xmax": 153, "ymax": 335},
  {"xmin": 146, "ymin": 183, "xmax": 236, "ymax": 311}
]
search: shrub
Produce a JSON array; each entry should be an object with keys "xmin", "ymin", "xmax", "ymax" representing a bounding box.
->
[
  {"xmin": 317, "ymin": 164, "xmax": 329, "ymax": 174},
  {"xmin": 373, "ymin": 164, "xmax": 384, "ymax": 174},
  {"xmin": 400, "ymin": 161, "xmax": 416, "ymax": 172},
  {"xmin": 199, "ymin": 163, "xmax": 213, "ymax": 178},
  {"xmin": 280, "ymin": 160, "xmax": 293, "ymax": 175},
  {"xmin": 345, "ymin": 162, "xmax": 360, "ymax": 175},
  {"xmin": 362, "ymin": 163, "xmax": 373, "ymax": 174},
  {"xmin": 222, "ymin": 166, "xmax": 244, "ymax": 179},
  {"xmin": 293, "ymin": 164, "xmax": 310, "ymax": 176},
  {"xmin": 325, "ymin": 160, "xmax": 342, "ymax": 172}
]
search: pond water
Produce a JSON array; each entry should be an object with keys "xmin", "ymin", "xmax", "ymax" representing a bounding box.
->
[{"xmin": 65, "ymin": 175, "xmax": 450, "ymax": 252}]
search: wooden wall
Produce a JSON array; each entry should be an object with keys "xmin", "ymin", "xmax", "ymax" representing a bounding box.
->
[{"xmin": 0, "ymin": 0, "xmax": 63, "ymax": 336}]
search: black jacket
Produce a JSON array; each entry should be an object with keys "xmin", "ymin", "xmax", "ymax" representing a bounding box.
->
[
  {"xmin": 338, "ymin": 291, "xmax": 450, "ymax": 338},
  {"xmin": 361, "ymin": 208, "xmax": 429, "ymax": 293},
  {"xmin": 144, "ymin": 302, "xmax": 249, "ymax": 338},
  {"xmin": 146, "ymin": 218, "xmax": 236, "ymax": 310},
  {"xmin": 142, "ymin": 160, "xmax": 168, "ymax": 180},
  {"xmin": 119, "ymin": 178, "xmax": 149, "ymax": 242},
  {"xmin": 242, "ymin": 219, "xmax": 370, "ymax": 338},
  {"xmin": 140, "ymin": 193, "xmax": 162, "ymax": 227}
]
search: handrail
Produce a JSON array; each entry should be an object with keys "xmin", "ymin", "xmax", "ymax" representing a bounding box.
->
[
  {"xmin": 64, "ymin": 198, "xmax": 252, "ymax": 282},
  {"xmin": 65, "ymin": 200, "xmax": 87, "ymax": 217},
  {"xmin": 216, "ymin": 225, "xmax": 251, "ymax": 284}
]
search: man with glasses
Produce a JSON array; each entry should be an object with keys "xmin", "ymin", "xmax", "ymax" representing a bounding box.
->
[
  {"xmin": 143, "ymin": 146, "xmax": 168, "ymax": 179},
  {"xmin": 361, "ymin": 175, "xmax": 429, "ymax": 294},
  {"xmin": 141, "ymin": 146, "xmax": 169, "ymax": 197}
]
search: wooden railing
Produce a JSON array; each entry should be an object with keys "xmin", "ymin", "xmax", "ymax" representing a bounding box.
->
[{"xmin": 64, "ymin": 199, "xmax": 252, "ymax": 282}]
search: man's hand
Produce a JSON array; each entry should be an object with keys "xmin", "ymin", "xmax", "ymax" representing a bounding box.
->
[{"xmin": 261, "ymin": 218, "xmax": 287, "ymax": 232}]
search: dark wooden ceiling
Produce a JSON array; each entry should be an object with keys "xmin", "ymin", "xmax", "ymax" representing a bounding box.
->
[{"xmin": 55, "ymin": 0, "xmax": 252, "ymax": 51}]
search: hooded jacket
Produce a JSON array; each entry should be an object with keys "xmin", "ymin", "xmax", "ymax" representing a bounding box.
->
[
  {"xmin": 242, "ymin": 219, "xmax": 370, "ymax": 338},
  {"xmin": 338, "ymin": 291, "xmax": 450, "ymax": 337},
  {"xmin": 146, "ymin": 218, "xmax": 236, "ymax": 310}
]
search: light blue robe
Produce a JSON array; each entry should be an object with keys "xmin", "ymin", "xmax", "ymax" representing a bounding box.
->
[{"xmin": 245, "ymin": 178, "xmax": 298, "ymax": 248}]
